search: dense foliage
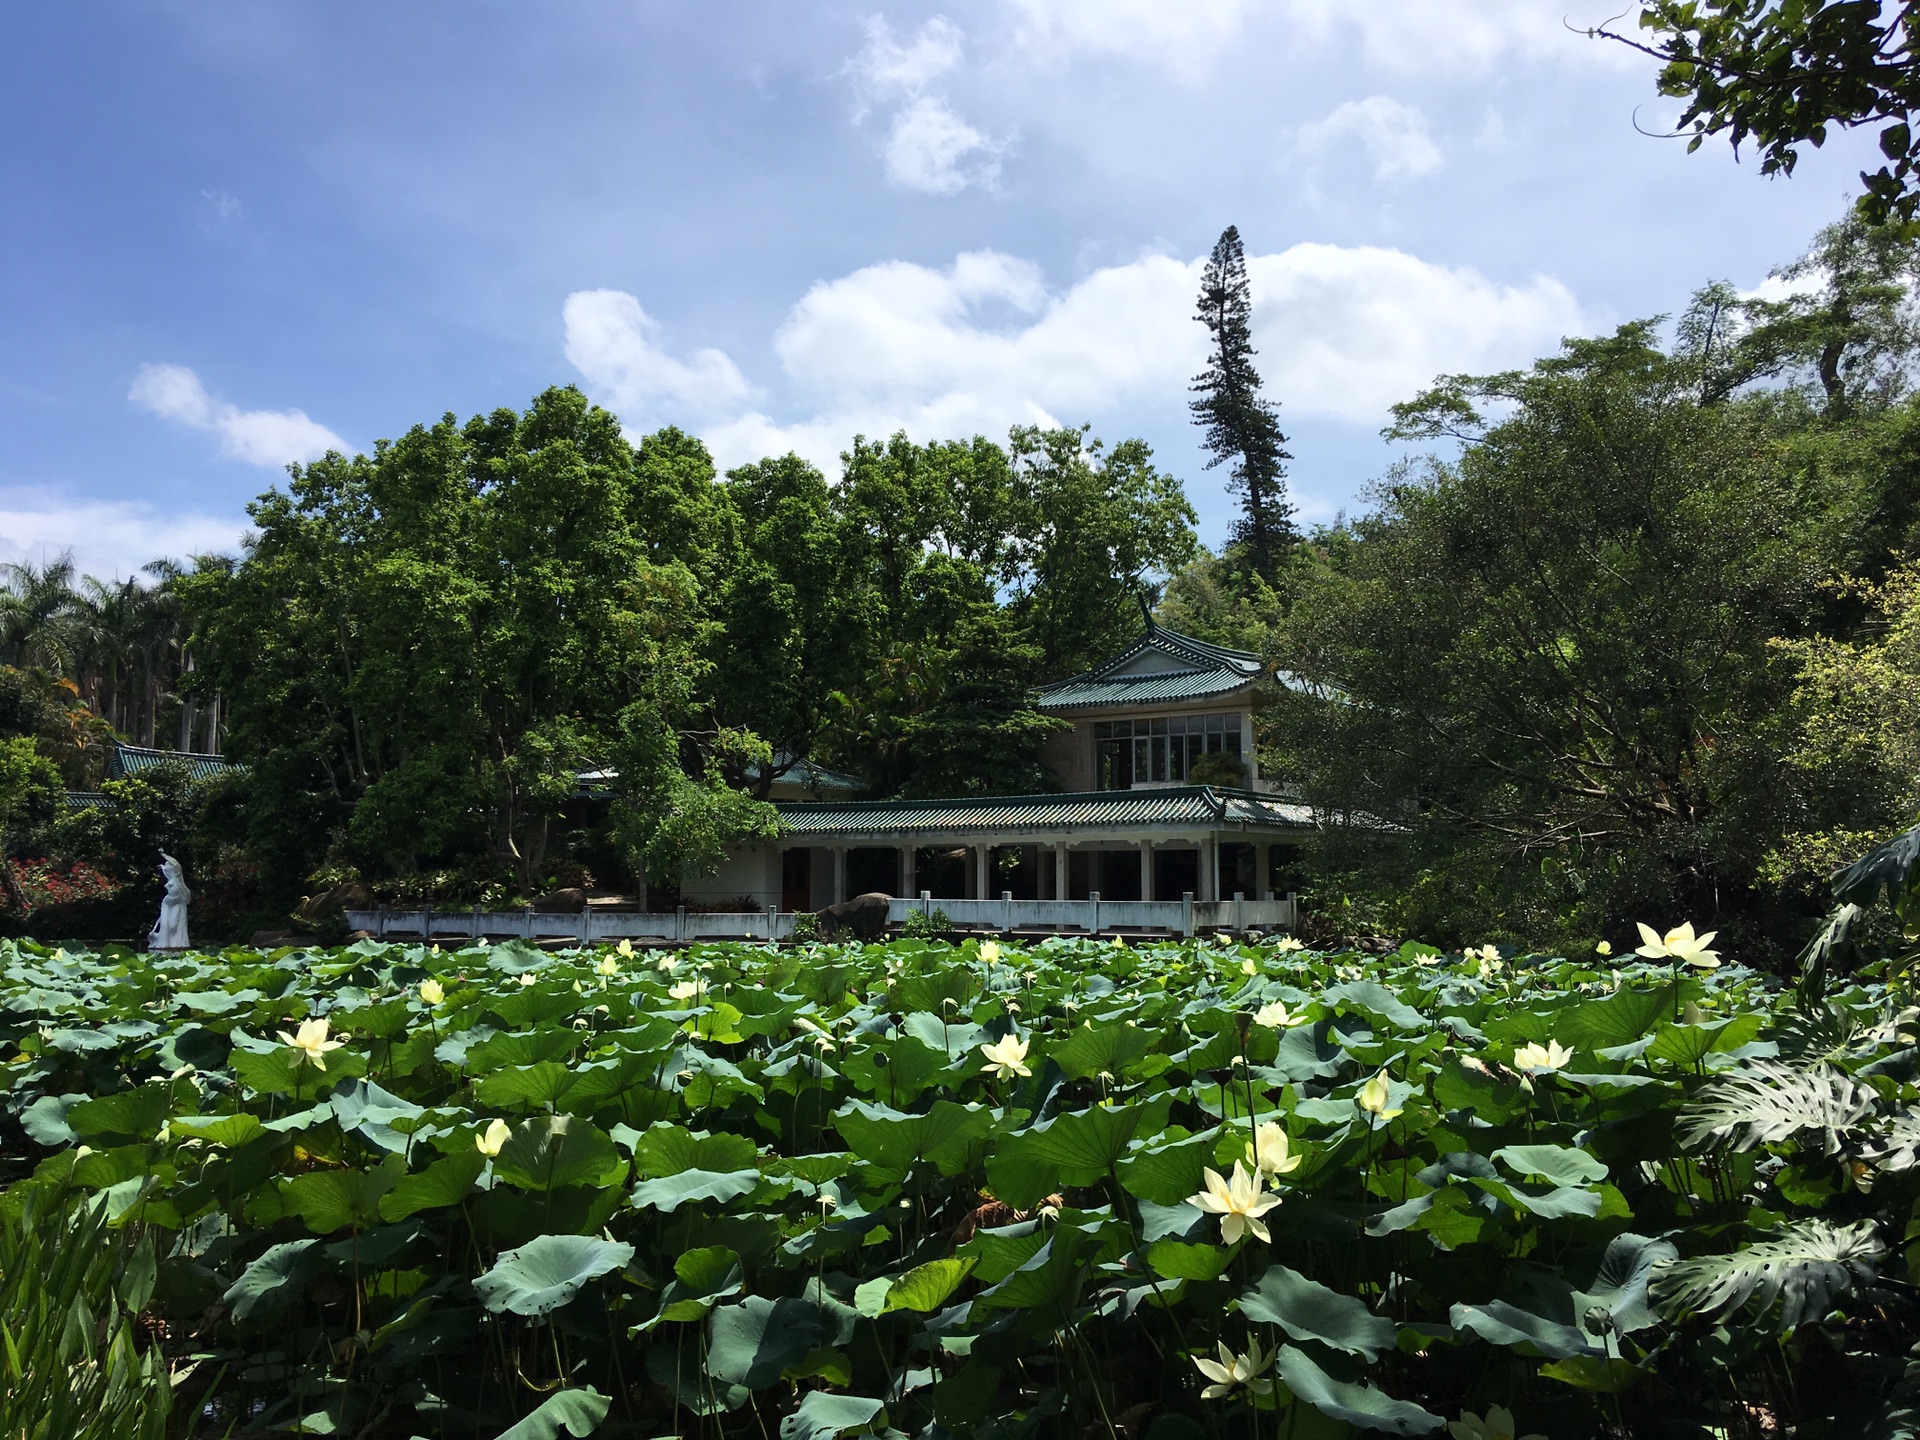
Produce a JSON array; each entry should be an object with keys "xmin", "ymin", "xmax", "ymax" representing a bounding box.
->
[{"xmin": 7, "ymin": 930, "xmax": 1920, "ymax": 1437}]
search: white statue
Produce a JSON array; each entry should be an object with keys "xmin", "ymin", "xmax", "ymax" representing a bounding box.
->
[{"xmin": 149, "ymin": 852, "xmax": 191, "ymax": 951}]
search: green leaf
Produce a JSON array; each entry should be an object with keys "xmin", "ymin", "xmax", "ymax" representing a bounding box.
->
[
  {"xmin": 1490, "ymin": 1144, "xmax": 1608, "ymax": 1187},
  {"xmin": 378, "ymin": 1148, "xmax": 487, "ymax": 1222},
  {"xmin": 1240, "ymin": 1264, "xmax": 1397, "ymax": 1361},
  {"xmin": 495, "ymin": 1387, "xmax": 612, "ymax": 1440},
  {"xmin": 1272, "ymin": 1344, "xmax": 1443, "ymax": 1435},
  {"xmin": 626, "ymin": 1124, "xmax": 759, "ymax": 1211},
  {"xmin": 1650, "ymin": 1217, "xmax": 1884, "ymax": 1331},
  {"xmin": 1051, "ymin": 1021, "xmax": 1153, "ymax": 1080},
  {"xmin": 988, "ymin": 1097, "xmax": 1171, "ymax": 1208},
  {"xmin": 474, "ymin": 1235, "xmax": 635, "ymax": 1317},
  {"xmin": 280, "ymin": 1155, "xmax": 405, "ymax": 1234},
  {"xmin": 1145, "ymin": 1240, "xmax": 1231, "ymax": 1282},
  {"xmin": 166, "ymin": 1113, "xmax": 266, "ymax": 1147},
  {"xmin": 1539, "ymin": 1356, "xmax": 1644, "ymax": 1393},
  {"xmin": 883, "ymin": 1257, "xmax": 976, "ymax": 1313},
  {"xmin": 832, "ymin": 1100, "xmax": 992, "ymax": 1178},
  {"xmin": 1324, "ymin": 979, "xmax": 1427, "ymax": 1030},
  {"xmin": 1449, "ymin": 1299, "xmax": 1597, "ymax": 1359},
  {"xmin": 67, "ymin": 1081, "xmax": 180, "ymax": 1142},
  {"xmin": 778, "ymin": 1392, "xmax": 885, "ymax": 1440},
  {"xmin": 651, "ymin": 1245, "xmax": 744, "ymax": 1324},
  {"xmin": 707, "ymin": 1296, "xmax": 832, "ymax": 1388},
  {"xmin": 224, "ymin": 1239, "xmax": 323, "ymax": 1324},
  {"xmin": 476, "ymin": 1061, "xmax": 579, "ymax": 1109},
  {"xmin": 631, "ymin": 1168, "xmax": 761, "ymax": 1212},
  {"xmin": 1117, "ymin": 1131, "xmax": 1216, "ymax": 1206},
  {"xmin": 21, "ymin": 1093, "xmax": 85, "ymax": 1146},
  {"xmin": 494, "ymin": 1116, "xmax": 627, "ymax": 1192}
]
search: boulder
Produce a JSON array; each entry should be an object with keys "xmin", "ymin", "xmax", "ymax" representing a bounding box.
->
[
  {"xmin": 817, "ymin": 891, "xmax": 892, "ymax": 942},
  {"xmin": 528, "ymin": 887, "xmax": 590, "ymax": 913},
  {"xmin": 296, "ymin": 881, "xmax": 372, "ymax": 922},
  {"xmin": 250, "ymin": 929, "xmax": 297, "ymax": 949}
]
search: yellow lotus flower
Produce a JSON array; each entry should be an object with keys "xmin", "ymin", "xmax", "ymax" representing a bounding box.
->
[
  {"xmin": 1193, "ymin": 1337, "xmax": 1275, "ymax": 1400},
  {"xmin": 1253, "ymin": 1000, "xmax": 1306, "ymax": 1028},
  {"xmin": 475, "ymin": 1118, "xmax": 511, "ymax": 1157},
  {"xmin": 1356, "ymin": 1069, "xmax": 1402, "ymax": 1120},
  {"xmin": 1634, "ymin": 920, "xmax": 1720, "ymax": 969},
  {"xmin": 656, "ymin": 954, "xmax": 679, "ymax": 973},
  {"xmin": 980, "ymin": 1033, "xmax": 1032, "ymax": 1080},
  {"xmin": 1595, "ymin": 940, "xmax": 1613, "ymax": 957},
  {"xmin": 616, "ymin": 938, "xmax": 635, "ymax": 958},
  {"xmin": 1448, "ymin": 1406, "xmax": 1545, "ymax": 1440},
  {"xmin": 1187, "ymin": 1161, "xmax": 1280, "ymax": 1244},
  {"xmin": 1512, "ymin": 1039, "xmax": 1573, "ymax": 1072},
  {"xmin": 1471, "ymin": 943, "xmax": 1500, "ymax": 962},
  {"xmin": 794, "ymin": 1015, "xmax": 836, "ymax": 1050},
  {"xmin": 418, "ymin": 978, "xmax": 445, "ymax": 1005},
  {"xmin": 668, "ymin": 980, "xmax": 700, "ymax": 1002},
  {"xmin": 1275, "ymin": 936, "xmax": 1306, "ymax": 953},
  {"xmin": 277, "ymin": 1017, "xmax": 346, "ymax": 1071},
  {"xmin": 1240, "ymin": 957, "xmax": 1258, "ymax": 975},
  {"xmin": 596, "ymin": 956, "xmax": 619, "ymax": 977},
  {"xmin": 978, "ymin": 940, "xmax": 1001, "ymax": 963},
  {"xmin": 1244, "ymin": 1120, "xmax": 1301, "ymax": 1178}
]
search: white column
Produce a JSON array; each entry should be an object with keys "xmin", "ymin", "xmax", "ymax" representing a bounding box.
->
[
  {"xmin": 899, "ymin": 846, "xmax": 915, "ymax": 898},
  {"xmin": 1199, "ymin": 839, "xmax": 1217, "ymax": 901},
  {"xmin": 1139, "ymin": 840, "xmax": 1153, "ymax": 902},
  {"xmin": 974, "ymin": 845, "xmax": 991, "ymax": 900},
  {"xmin": 1053, "ymin": 843, "xmax": 1069, "ymax": 901},
  {"xmin": 1241, "ymin": 711, "xmax": 1260, "ymax": 790},
  {"xmin": 832, "ymin": 847, "xmax": 848, "ymax": 905}
]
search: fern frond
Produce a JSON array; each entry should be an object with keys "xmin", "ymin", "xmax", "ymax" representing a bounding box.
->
[
  {"xmin": 1677, "ymin": 1060, "xmax": 1876, "ymax": 1155},
  {"xmin": 1651, "ymin": 1218, "xmax": 1885, "ymax": 1332}
]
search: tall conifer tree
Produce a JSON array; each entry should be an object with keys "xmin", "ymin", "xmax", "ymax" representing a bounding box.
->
[{"xmin": 1191, "ymin": 225, "xmax": 1293, "ymax": 574}]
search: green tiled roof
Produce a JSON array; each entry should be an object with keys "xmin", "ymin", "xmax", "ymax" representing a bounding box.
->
[
  {"xmin": 1038, "ymin": 622, "xmax": 1265, "ymax": 711},
  {"xmin": 776, "ymin": 785, "xmax": 1313, "ymax": 839},
  {"xmin": 108, "ymin": 744, "xmax": 246, "ymax": 785},
  {"xmin": 63, "ymin": 790, "xmax": 110, "ymax": 809}
]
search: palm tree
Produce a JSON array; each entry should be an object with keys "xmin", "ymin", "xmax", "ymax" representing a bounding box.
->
[{"xmin": 0, "ymin": 556, "xmax": 79, "ymax": 675}]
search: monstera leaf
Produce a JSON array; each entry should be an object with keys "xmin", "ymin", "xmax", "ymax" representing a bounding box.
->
[
  {"xmin": 1677, "ymin": 1062, "xmax": 1877, "ymax": 1155},
  {"xmin": 1651, "ymin": 1218, "xmax": 1885, "ymax": 1331}
]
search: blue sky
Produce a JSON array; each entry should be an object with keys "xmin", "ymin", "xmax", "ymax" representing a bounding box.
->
[{"xmin": 0, "ymin": 1, "xmax": 1885, "ymax": 578}]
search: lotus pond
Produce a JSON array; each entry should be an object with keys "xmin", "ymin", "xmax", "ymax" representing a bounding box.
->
[{"xmin": 3, "ymin": 931, "xmax": 1918, "ymax": 1439}]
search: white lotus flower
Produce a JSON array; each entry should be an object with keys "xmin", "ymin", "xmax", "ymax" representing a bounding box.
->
[
  {"xmin": 418, "ymin": 978, "xmax": 445, "ymax": 1005},
  {"xmin": 1512, "ymin": 1039, "xmax": 1573, "ymax": 1072},
  {"xmin": 1275, "ymin": 936, "xmax": 1305, "ymax": 953},
  {"xmin": 1357, "ymin": 1069, "xmax": 1402, "ymax": 1120},
  {"xmin": 517, "ymin": 972, "xmax": 537, "ymax": 987},
  {"xmin": 597, "ymin": 956, "xmax": 619, "ymax": 976},
  {"xmin": 980, "ymin": 1033, "xmax": 1032, "ymax": 1080},
  {"xmin": 277, "ymin": 1017, "xmax": 346, "ymax": 1071},
  {"xmin": 669, "ymin": 980, "xmax": 700, "ymax": 1002},
  {"xmin": 1244, "ymin": 1120, "xmax": 1301, "ymax": 1178},
  {"xmin": 978, "ymin": 940, "xmax": 1001, "ymax": 963},
  {"xmin": 1253, "ymin": 1000, "xmax": 1305, "ymax": 1028},
  {"xmin": 1634, "ymin": 920, "xmax": 1720, "ymax": 969},
  {"xmin": 1193, "ymin": 1337, "xmax": 1274, "ymax": 1400},
  {"xmin": 475, "ymin": 1118, "xmax": 511, "ymax": 1157},
  {"xmin": 1186, "ymin": 1161, "xmax": 1281, "ymax": 1244}
]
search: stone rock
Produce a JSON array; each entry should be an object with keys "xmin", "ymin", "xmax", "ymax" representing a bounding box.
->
[
  {"xmin": 528, "ymin": 887, "xmax": 590, "ymax": 913},
  {"xmin": 817, "ymin": 891, "xmax": 892, "ymax": 942},
  {"xmin": 297, "ymin": 881, "xmax": 372, "ymax": 921},
  {"xmin": 250, "ymin": 930, "xmax": 297, "ymax": 948}
]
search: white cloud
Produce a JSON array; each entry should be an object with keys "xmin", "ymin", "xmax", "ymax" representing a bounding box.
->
[
  {"xmin": 884, "ymin": 96, "xmax": 1001, "ymax": 194},
  {"xmin": 0, "ymin": 494, "xmax": 248, "ymax": 581},
  {"xmin": 562, "ymin": 290, "xmax": 759, "ymax": 426},
  {"xmin": 129, "ymin": 363, "xmax": 347, "ymax": 468},
  {"xmin": 1006, "ymin": 0, "xmax": 1253, "ymax": 78},
  {"xmin": 1299, "ymin": 96, "xmax": 1443, "ymax": 181},
  {"xmin": 843, "ymin": 15, "xmax": 1002, "ymax": 195},
  {"xmin": 570, "ymin": 243, "xmax": 1587, "ymax": 474},
  {"xmin": 1280, "ymin": 0, "xmax": 1636, "ymax": 73},
  {"xmin": 846, "ymin": 15, "xmax": 965, "ymax": 115},
  {"xmin": 201, "ymin": 188, "xmax": 243, "ymax": 221},
  {"xmin": 1005, "ymin": 0, "xmax": 1630, "ymax": 76}
]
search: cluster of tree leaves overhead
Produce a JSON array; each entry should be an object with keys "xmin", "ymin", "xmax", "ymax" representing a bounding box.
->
[
  {"xmin": 180, "ymin": 389, "xmax": 1195, "ymax": 897},
  {"xmin": 1600, "ymin": 2, "xmax": 1920, "ymax": 221},
  {"xmin": 1243, "ymin": 211, "xmax": 1920, "ymax": 960}
]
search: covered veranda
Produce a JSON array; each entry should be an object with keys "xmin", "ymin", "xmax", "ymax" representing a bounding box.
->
[{"xmin": 774, "ymin": 786, "xmax": 1312, "ymax": 911}]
